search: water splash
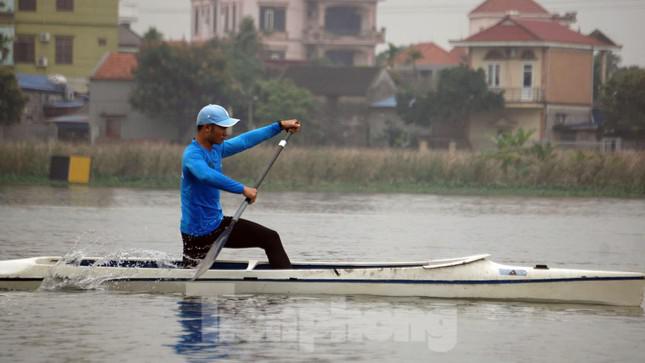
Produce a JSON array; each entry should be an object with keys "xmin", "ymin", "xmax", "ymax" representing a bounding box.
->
[{"xmin": 38, "ymin": 248, "xmax": 180, "ymax": 291}]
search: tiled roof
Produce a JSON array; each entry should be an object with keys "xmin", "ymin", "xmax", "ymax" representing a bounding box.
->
[
  {"xmin": 463, "ymin": 17, "xmax": 606, "ymax": 46},
  {"xmin": 470, "ymin": 0, "xmax": 550, "ymax": 15},
  {"xmin": 394, "ymin": 42, "xmax": 460, "ymax": 66},
  {"xmin": 92, "ymin": 52, "xmax": 138, "ymax": 81},
  {"xmin": 449, "ymin": 47, "xmax": 468, "ymax": 64}
]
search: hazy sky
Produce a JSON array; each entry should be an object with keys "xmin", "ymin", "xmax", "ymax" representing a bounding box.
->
[{"xmin": 131, "ymin": 0, "xmax": 645, "ymax": 67}]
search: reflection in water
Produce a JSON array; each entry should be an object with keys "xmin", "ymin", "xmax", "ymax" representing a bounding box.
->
[
  {"xmin": 171, "ymin": 295, "xmax": 461, "ymax": 361},
  {"xmin": 173, "ymin": 297, "xmax": 229, "ymax": 362}
]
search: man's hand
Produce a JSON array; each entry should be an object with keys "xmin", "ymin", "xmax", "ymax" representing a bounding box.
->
[
  {"xmin": 243, "ymin": 186, "xmax": 257, "ymax": 204},
  {"xmin": 280, "ymin": 119, "xmax": 301, "ymax": 133}
]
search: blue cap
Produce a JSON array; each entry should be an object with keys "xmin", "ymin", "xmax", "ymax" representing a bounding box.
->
[{"xmin": 196, "ymin": 104, "xmax": 240, "ymax": 127}]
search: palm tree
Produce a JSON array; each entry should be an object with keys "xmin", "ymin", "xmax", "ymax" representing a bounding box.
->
[{"xmin": 406, "ymin": 48, "xmax": 423, "ymax": 79}]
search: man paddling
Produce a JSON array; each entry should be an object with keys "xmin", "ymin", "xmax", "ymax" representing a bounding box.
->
[{"xmin": 180, "ymin": 104, "xmax": 300, "ymax": 269}]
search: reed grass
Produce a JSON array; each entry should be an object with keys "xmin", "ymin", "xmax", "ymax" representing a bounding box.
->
[{"xmin": 1, "ymin": 142, "xmax": 644, "ymax": 197}]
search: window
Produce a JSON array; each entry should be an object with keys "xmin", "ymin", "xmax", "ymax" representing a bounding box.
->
[
  {"xmin": 523, "ymin": 64, "xmax": 533, "ymax": 88},
  {"xmin": 13, "ymin": 34, "xmax": 35, "ymax": 63},
  {"xmin": 487, "ymin": 64, "xmax": 500, "ymax": 87},
  {"xmin": 56, "ymin": 0, "xmax": 74, "ymax": 12},
  {"xmin": 18, "ymin": 0, "xmax": 36, "ymax": 11},
  {"xmin": 260, "ymin": 7, "xmax": 286, "ymax": 32},
  {"xmin": 55, "ymin": 36, "xmax": 73, "ymax": 64},
  {"xmin": 521, "ymin": 50, "xmax": 536, "ymax": 60},
  {"xmin": 484, "ymin": 49, "xmax": 504, "ymax": 60}
]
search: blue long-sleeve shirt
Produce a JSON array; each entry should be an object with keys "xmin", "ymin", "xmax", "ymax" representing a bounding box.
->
[{"xmin": 180, "ymin": 122, "xmax": 282, "ymax": 236}]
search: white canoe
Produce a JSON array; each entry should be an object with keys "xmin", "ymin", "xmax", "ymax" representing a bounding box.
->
[{"xmin": 0, "ymin": 254, "xmax": 643, "ymax": 306}]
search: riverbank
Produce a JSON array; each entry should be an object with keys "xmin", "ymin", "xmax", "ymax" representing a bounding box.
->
[{"xmin": 1, "ymin": 142, "xmax": 644, "ymax": 198}]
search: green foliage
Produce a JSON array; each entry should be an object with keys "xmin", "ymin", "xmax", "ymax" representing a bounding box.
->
[
  {"xmin": 600, "ymin": 66, "xmax": 645, "ymax": 133},
  {"xmin": 489, "ymin": 128, "xmax": 535, "ymax": 175},
  {"xmin": 376, "ymin": 43, "xmax": 401, "ymax": 68},
  {"xmin": 254, "ymin": 79, "xmax": 314, "ymax": 122},
  {"xmin": 0, "ymin": 67, "xmax": 27, "ymax": 125},
  {"xmin": 228, "ymin": 18, "xmax": 265, "ymax": 121},
  {"xmin": 130, "ymin": 21, "xmax": 309, "ymax": 139},
  {"xmin": 0, "ymin": 33, "xmax": 12, "ymax": 63},
  {"xmin": 130, "ymin": 30, "xmax": 236, "ymax": 140},
  {"xmin": 593, "ymin": 51, "xmax": 620, "ymax": 101},
  {"xmin": 396, "ymin": 65, "xmax": 504, "ymax": 127},
  {"xmin": 254, "ymin": 79, "xmax": 315, "ymax": 143}
]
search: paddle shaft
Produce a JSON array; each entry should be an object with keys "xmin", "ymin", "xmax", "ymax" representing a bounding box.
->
[{"xmin": 191, "ymin": 132, "xmax": 293, "ymax": 280}]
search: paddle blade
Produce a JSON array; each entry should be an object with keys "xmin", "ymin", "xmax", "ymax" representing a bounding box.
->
[{"xmin": 190, "ymin": 228, "xmax": 232, "ymax": 281}]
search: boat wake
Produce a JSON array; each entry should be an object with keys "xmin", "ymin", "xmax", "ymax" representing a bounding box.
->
[{"xmin": 38, "ymin": 249, "xmax": 179, "ymax": 291}]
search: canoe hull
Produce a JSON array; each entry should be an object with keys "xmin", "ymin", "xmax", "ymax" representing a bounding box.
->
[{"xmin": 1, "ymin": 255, "xmax": 643, "ymax": 306}]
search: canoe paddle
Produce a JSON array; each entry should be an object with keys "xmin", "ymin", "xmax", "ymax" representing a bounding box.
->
[{"xmin": 191, "ymin": 131, "xmax": 294, "ymax": 280}]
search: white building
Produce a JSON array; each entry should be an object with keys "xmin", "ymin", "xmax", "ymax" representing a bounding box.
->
[{"xmin": 191, "ymin": 0, "xmax": 385, "ymax": 66}]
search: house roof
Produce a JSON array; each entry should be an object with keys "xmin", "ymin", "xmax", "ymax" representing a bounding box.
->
[
  {"xmin": 461, "ymin": 17, "xmax": 608, "ymax": 47},
  {"xmin": 393, "ymin": 42, "xmax": 460, "ymax": 66},
  {"xmin": 118, "ymin": 23, "xmax": 142, "ymax": 48},
  {"xmin": 17, "ymin": 73, "xmax": 66, "ymax": 93},
  {"xmin": 470, "ymin": 0, "xmax": 550, "ymax": 15},
  {"xmin": 448, "ymin": 47, "xmax": 468, "ymax": 64},
  {"xmin": 282, "ymin": 65, "xmax": 383, "ymax": 97},
  {"xmin": 92, "ymin": 52, "xmax": 138, "ymax": 81},
  {"xmin": 588, "ymin": 29, "xmax": 620, "ymax": 47}
]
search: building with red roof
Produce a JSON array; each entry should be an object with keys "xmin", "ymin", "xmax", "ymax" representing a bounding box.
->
[
  {"xmin": 89, "ymin": 52, "xmax": 178, "ymax": 143},
  {"xmin": 452, "ymin": 8, "xmax": 620, "ymax": 150},
  {"xmin": 469, "ymin": 0, "xmax": 552, "ymax": 35},
  {"xmin": 390, "ymin": 42, "xmax": 463, "ymax": 93}
]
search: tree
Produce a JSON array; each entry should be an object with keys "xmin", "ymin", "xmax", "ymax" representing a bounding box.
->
[
  {"xmin": 376, "ymin": 43, "xmax": 401, "ymax": 69},
  {"xmin": 593, "ymin": 51, "xmax": 621, "ymax": 101},
  {"xmin": 0, "ymin": 33, "xmax": 12, "ymax": 63},
  {"xmin": 254, "ymin": 78, "xmax": 316, "ymax": 144},
  {"xmin": 600, "ymin": 66, "xmax": 645, "ymax": 134},
  {"xmin": 406, "ymin": 48, "xmax": 423, "ymax": 79},
  {"xmin": 227, "ymin": 17, "xmax": 265, "ymax": 128},
  {"xmin": 396, "ymin": 66, "xmax": 504, "ymax": 128},
  {"xmin": 0, "ymin": 67, "xmax": 27, "ymax": 126},
  {"xmin": 130, "ymin": 29, "xmax": 236, "ymax": 141}
]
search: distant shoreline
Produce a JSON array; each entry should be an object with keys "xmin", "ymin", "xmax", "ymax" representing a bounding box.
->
[
  {"xmin": 1, "ymin": 142, "xmax": 644, "ymax": 199},
  {"xmin": 1, "ymin": 176, "xmax": 643, "ymax": 199}
]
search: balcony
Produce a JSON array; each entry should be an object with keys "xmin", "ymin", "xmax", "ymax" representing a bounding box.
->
[
  {"xmin": 303, "ymin": 27, "xmax": 385, "ymax": 46},
  {"xmin": 491, "ymin": 87, "xmax": 544, "ymax": 104}
]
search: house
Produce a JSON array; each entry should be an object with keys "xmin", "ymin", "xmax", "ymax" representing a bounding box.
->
[
  {"xmin": 1, "ymin": 72, "xmax": 89, "ymax": 142},
  {"xmin": 391, "ymin": 42, "xmax": 463, "ymax": 92},
  {"xmin": 452, "ymin": 0, "xmax": 620, "ymax": 150},
  {"xmin": 190, "ymin": 0, "xmax": 385, "ymax": 66},
  {"xmin": 278, "ymin": 64, "xmax": 400, "ymax": 146},
  {"xmin": 118, "ymin": 23, "xmax": 142, "ymax": 53},
  {"xmin": 12, "ymin": 0, "xmax": 119, "ymax": 93},
  {"xmin": 89, "ymin": 52, "xmax": 177, "ymax": 143}
]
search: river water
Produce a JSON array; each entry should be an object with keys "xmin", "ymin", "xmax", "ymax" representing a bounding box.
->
[{"xmin": 1, "ymin": 185, "xmax": 644, "ymax": 362}]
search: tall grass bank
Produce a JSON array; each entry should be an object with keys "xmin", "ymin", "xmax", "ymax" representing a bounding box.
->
[{"xmin": 1, "ymin": 142, "xmax": 644, "ymax": 197}]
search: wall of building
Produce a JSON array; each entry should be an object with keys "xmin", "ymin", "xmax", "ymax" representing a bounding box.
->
[
  {"xmin": 89, "ymin": 80, "xmax": 178, "ymax": 143},
  {"xmin": 544, "ymin": 47, "xmax": 593, "ymax": 106},
  {"xmin": 191, "ymin": 0, "xmax": 381, "ymax": 65},
  {"xmin": 470, "ymin": 46, "xmax": 544, "ymax": 94},
  {"xmin": 14, "ymin": 0, "xmax": 118, "ymax": 93},
  {"xmin": 469, "ymin": 108, "xmax": 543, "ymax": 150}
]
